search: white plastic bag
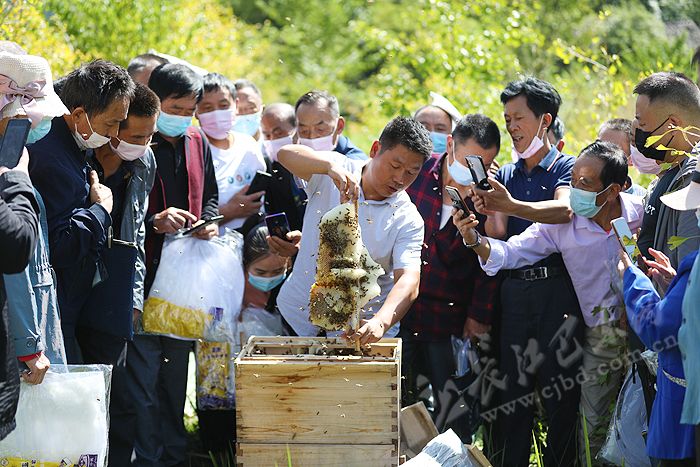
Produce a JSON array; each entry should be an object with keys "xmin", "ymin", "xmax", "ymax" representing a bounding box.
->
[
  {"xmin": 0, "ymin": 364, "xmax": 112, "ymax": 467},
  {"xmin": 143, "ymin": 232, "xmax": 244, "ymax": 341},
  {"xmin": 403, "ymin": 429, "xmax": 476, "ymax": 467},
  {"xmin": 238, "ymin": 306, "xmax": 286, "ymax": 344},
  {"xmin": 599, "ymin": 369, "xmax": 651, "ymax": 466}
]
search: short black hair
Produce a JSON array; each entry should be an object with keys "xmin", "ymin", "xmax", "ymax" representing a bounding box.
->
[
  {"xmin": 550, "ymin": 116, "xmax": 565, "ymax": 142},
  {"xmin": 500, "ymin": 77, "xmax": 562, "ymax": 125},
  {"xmin": 203, "ymin": 73, "xmax": 237, "ymax": 101},
  {"xmin": 452, "ymin": 113, "xmax": 500, "ymax": 152},
  {"xmin": 262, "ymin": 103, "xmax": 296, "ymax": 129},
  {"xmin": 234, "ymin": 79, "xmax": 262, "ymax": 98},
  {"xmin": 378, "ymin": 116, "xmax": 432, "ymax": 161},
  {"xmin": 579, "ymin": 140, "xmax": 628, "ymax": 187},
  {"xmin": 599, "ymin": 118, "xmax": 632, "ymax": 137},
  {"xmin": 295, "ymin": 90, "xmax": 340, "ymax": 118},
  {"xmin": 127, "ymin": 53, "xmax": 168, "ymax": 77},
  {"xmin": 148, "ymin": 63, "xmax": 203, "ymax": 103},
  {"xmin": 633, "ymin": 72, "xmax": 700, "ymax": 113},
  {"xmin": 60, "ymin": 60, "xmax": 135, "ymax": 115},
  {"xmin": 53, "ymin": 75, "xmax": 67, "ymax": 96},
  {"xmin": 243, "ymin": 223, "xmax": 271, "ymax": 268},
  {"xmin": 121, "ymin": 83, "xmax": 160, "ymax": 130}
]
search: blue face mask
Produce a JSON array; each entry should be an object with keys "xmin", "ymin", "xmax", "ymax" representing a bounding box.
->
[
  {"xmin": 157, "ymin": 111, "xmax": 192, "ymax": 137},
  {"xmin": 232, "ymin": 112, "xmax": 261, "ymax": 137},
  {"xmin": 447, "ymin": 144, "xmax": 474, "ymax": 186},
  {"xmin": 430, "ymin": 131, "xmax": 448, "ymax": 154},
  {"xmin": 248, "ymin": 272, "xmax": 286, "ymax": 292},
  {"xmin": 26, "ymin": 118, "xmax": 53, "ymax": 144},
  {"xmin": 569, "ymin": 185, "xmax": 611, "ymax": 218}
]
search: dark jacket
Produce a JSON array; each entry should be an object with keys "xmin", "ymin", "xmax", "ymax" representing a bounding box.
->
[
  {"xmin": 263, "ymin": 159, "xmax": 306, "ymax": 232},
  {"xmin": 0, "ymin": 169, "xmax": 40, "ymax": 440},
  {"xmin": 28, "ymin": 117, "xmax": 112, "ymax": 339}
]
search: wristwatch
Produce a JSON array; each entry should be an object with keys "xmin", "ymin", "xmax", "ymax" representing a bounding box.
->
[{"xmin": 463, "ymin": 230, "xmax": 482, "ymax": 249}]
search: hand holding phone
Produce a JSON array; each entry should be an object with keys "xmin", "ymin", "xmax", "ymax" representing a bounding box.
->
[
  {"xmin": 465, "ymin": 155, "xmax": 493, "ymax": 191},
  {"xmin": 265, "ymin": 213, "xmax": 291, "ymax": 240},
  {"xmin": 445, "ymin": 186, "xmax": 472, "ymax": 216},
  {"xmin": 611, "ymin": 217, "xmax": 648, "ymax": 273},
  {"xmin": 179, "ymin": 215, "xmax": 224, "ymax": 237},
  {"xmin": 246, "ymin": 171, "xmax": 272, "ymax": 196},
  {"xmin": 0, "ymin": 119, "xmax": 31, "ymax": 170}
]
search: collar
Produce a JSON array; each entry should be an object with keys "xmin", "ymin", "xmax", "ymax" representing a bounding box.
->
[
  {"xmin": 515, "ymin": 145, "xmax": 560, "ymax": 173},
  {"xmin": 429, "ymin": 152, "xmax": 446, "ymax": 178},
  {"xmin": 359, "ymin": 163, "xmax": 402, "ymax": 205},
  {"xmin": 573, "ymin": 192, "xmax": 641, "ymax": 233}
]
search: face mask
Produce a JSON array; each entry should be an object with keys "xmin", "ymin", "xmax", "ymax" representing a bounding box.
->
[
  {"xmin": 447, "ymin": 144, "xmax": 474, "ymax": 186},
  {"xmin": 198, "ymin": 108, "xmax": 234, "ymax": 140},
  {"xmin": 569, "ymin": 185, "xmax": 611, "ymax": 218},
  {"xmin": 299, "ymin": 132, "xmax": 336, "ymax": 152},
  {"xmin": 512, "ymin": 116, "xmax": 545, "ymax": 160},
  {"xmin": 27, "ymin": 118, "xmax": 52, "ymax": 144},
  {"xmin": 110, "ymin": 138, "xmax": 149, "ymax": 161},
  {"xmin": 248, "ymin": 272, "xmax": 286, "ymax": 292},
  {"xmin": 72, "ymin": 113, "xmax": 110, "ymax": 150},
  {"xmin": 263, "ymin": 135, "xmax": 294, "ymax": 162},
  {"xmin": 232, "ymin": 111, "xmax": 261, "ymax": 137},
  {"xmin": 157, "ymin": 111, "xmax": 192, "ymax": 138},
  {"xmin": 634, "ymin": 117, "xmax": 672, "ymax": 162},
  {"xmin": 629, "ymin": 145, "xmax": 661, "ymax": 175},
  {"xmin": 430, "ymin": 131, "xmax": 448, "ymax": 154}
]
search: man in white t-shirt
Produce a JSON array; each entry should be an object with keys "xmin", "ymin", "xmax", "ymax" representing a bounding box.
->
[
  {"xmin": 196, "ymin": 73, "xmax": 266, "ymax": 232},
  {"xmin": 275, "ymin": 116, "xmax": 432, "ymax": 344}
]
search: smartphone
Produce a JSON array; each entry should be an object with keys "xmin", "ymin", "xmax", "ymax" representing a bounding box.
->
[
  {"xmin": 445, "ymin": 185, "xmax": 472, "ymax": 215},
  {"xmin": 180, "ymin": 215, "xmax": 224, "ymax": 236},
  {"xmin": 265, "ymin": 212, "xmax": 291, "ymax": 240},
  {"xmin": 246, "ymin": 171, "xmax": 272, "ymax": 195},
  {"xmin": 611, "ymin": 217, "xmax": 648, "ymax": 273},
  {"xmin": 0, "ymin": 118, "xmax": 31, "ymax": 168},
  {"xmin": 465, "ymin": 155, "xmax": 493, "ymax": 190}
]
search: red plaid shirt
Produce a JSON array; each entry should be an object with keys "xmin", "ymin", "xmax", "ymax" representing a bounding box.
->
[{"xmin": 403, "ymin": 155, "xmax": 501, "ymax": 341}]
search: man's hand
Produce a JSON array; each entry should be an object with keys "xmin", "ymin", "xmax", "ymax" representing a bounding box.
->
[
  {"xmin": 221, "ymin": 185, "xmax": 264, "ymax": 219},
  {"xmin": 462, "ymin": 317, "xmax": 491, "ymax": 340},
  {"xmin": 133, "ymin": 308, "xmax": 141, "ymax": 330},
  {"xmin": 472, "ymin": 178, "xmax": 515, "ymax": 215},
  {"xmin": 21, "ymin": 351, "xmax": 50, "ymax": 385},
  {"xmin": 346, "ymin": 317, "xmax": 386, "ymax": 345},
  {"xmin": 487, "ymin": 159, "xmax": 500, "ymax": 179},
  {"xmin": 153, "ymin": 207, "xmax": 197, "ymax": 234},
  {"xmin": 89, "ymin": 170, "xmax": 113, "ymax": 214},
  {"xmin": 644, "ymin": 248, "xmax": 676, "ymax": 291},
  {"xmin": 452, "ymin": 208, "xmax": 479, "ymax": 245},
  {"xmin": 327, "ymin": 163, "xmax": 359, "ymax": 203},
  {"xmin": 192, "ymin": 220, "xmax": 218, "ymax": 240},
  {"xmin": 267, "ymin": 230, "xmax": 301, "ymax": 257}
]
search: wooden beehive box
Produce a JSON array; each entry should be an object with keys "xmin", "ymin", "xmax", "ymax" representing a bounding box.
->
[{"xmin": 235, "ymin": 336, "xmax": 401, "ymax": 467}]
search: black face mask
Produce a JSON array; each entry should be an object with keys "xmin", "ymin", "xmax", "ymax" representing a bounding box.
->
[{"xmin": 634, "ymin": 117, "xmax": 674, "ymax": 161}]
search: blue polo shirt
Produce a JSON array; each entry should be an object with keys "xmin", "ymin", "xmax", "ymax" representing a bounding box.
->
[{"xmin": 495, "ymin": 146, "xmax": 575, "ymax": 269}]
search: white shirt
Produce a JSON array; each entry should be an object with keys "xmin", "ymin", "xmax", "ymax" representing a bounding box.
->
[
  {"xmin": 210, "ymin": 131, "xmax": 266, "ymax": 232},
  {"xmin": 439, "ymin": 203, "xmax": 453, "ymax": 230},
  {"xmin": 481, "ymin": 193, "xmax": 644, "ymax": 327},
  {"xmin": 277, "ymin": 152, "xmax": 425, "ymax": 337}
]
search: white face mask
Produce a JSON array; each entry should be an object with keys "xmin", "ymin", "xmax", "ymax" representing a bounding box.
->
[
  {"xmin": 629, "ymin": 145, "xmax": 661, "ymax": 175},
  {"xmin": 263, "ymin": 134, "xmax": 294, "ymax": 162},
  {"xmin": 298, "ymin": 129, "xmax": 336, "ymax": 152},
  {"xmin": 511, "ymin": 116, "xmax": 545, "ymax": 160},
  {"xmin": 110, "ymin": 138, "xmax": 149, "ymax": 161},
  {"xmin": 447, "ymin": 144, "xmax": 474, "ymax": 186},
  {"xmin": 72, "ymin": 113, "xmax": 110, "ymax": 150}
]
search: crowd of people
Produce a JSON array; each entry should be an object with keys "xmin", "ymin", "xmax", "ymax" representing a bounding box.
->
[{"xmin": 1, "ymin": 40, "xmax": 700, "ymax": 467}]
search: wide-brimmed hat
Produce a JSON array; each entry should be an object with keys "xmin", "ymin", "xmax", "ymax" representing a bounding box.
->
[
  {"xmin": 661, "ymin": 159, "xmax": 700, "ymax": 211},
  {"xmin": 0, "ymin": 51, "xmax": 69, "ymax": 127}
]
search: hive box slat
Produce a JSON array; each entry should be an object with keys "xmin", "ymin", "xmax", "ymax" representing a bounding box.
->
[
  {"xmin": 235, "ymin": 443, "xmax": 398, "ymax": 467},
  {"xmin": 235, "ymin": 337, "xmax": 401, "ymax": 465}
]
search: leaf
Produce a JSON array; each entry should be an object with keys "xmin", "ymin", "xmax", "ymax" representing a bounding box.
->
[
  {"xmin": 668, "ymin": 236, "xmax": 690, "ymax": 251},
  {"xmin": 644, "ymin": 134, "xmax": 663, "ymax": 148}
]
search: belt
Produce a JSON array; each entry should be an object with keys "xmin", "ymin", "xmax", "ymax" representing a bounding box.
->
[
  {"xmin": 663, "ymin": 369, "xmax": 687, "ymax": 388},
  {"xmin": 506, "ymin": 266, "xmax": 566, "ymax": 281}
]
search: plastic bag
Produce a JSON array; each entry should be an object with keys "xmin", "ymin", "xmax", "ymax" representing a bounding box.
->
[
  {"xmin": 238, "ymin": 306, "xmax": 286, "ymax": 344},
  {"xmin": 599, "ymin": 369, "xmax": 651, "ymax": 466},
  {"xmin": 142, "ymin": 232, "xmax": 244, "ymax": 341},
  {"xmin": 0, "ymin": 364, "xmax": 112, "ymax": 467},
  {"xmin": 641, "ymin": 350, "xmax": 658, "ymax": 377},
  {"xmin": 403, "ymin": 429, "xmax": 476, "ymax": 467},
  {"xmin": 451, "ymin": 336, "xmax": 480, "ymax": 378},
  {"xmin": 196, "ymin": 341, "xmax": 236, "ymax": 410}
]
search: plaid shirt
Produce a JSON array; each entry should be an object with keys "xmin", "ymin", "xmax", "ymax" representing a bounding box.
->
[{"xmin": 403, "ymin": 154, "xmax": 501, "ymax": 341}]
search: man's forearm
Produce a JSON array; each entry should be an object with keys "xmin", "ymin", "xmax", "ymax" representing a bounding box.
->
[
  {"xmin": 509, "ymin": 199, "xmax": 572, "ymax": 224},
  {"xmin": 373, "ymin": 270, "xmax": 420, "ymax": 329},
  {"xmin": 278, "ymin": 145, "xmax": 332, "ymax": 181}
]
